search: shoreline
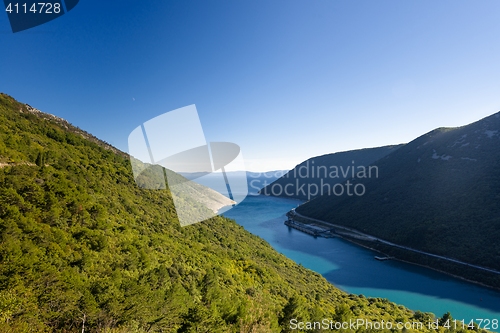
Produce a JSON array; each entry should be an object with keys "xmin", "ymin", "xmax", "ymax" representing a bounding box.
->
[
  {"xmin": 285, "ymin": 211, "xmax": 500, "ymax": 293},
  {"xmin": 336, "ymin": 234, "xmax": 500, "ymax": 293}
]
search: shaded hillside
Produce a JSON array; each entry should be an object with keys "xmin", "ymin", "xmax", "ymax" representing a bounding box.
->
[
  {"xmin": 297, "ymin": 111, "xmax": 500, "ymax": 280},
  {"xmin": 0, "ymin": 93, "xmax": 476, "ymax": 332},
  {"xmin": 259, "ymin": 145, "xmax": 402, "ymax": 200}
]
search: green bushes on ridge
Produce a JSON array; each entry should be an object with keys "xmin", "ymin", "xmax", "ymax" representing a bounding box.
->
[{"xmin": 0, "ymin": 93, "xmax": 484, "ymax": 332}]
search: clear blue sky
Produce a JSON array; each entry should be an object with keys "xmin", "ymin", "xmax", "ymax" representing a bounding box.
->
[{"xmin": 1, "ymin": 0, "xmax": 500, "ymax": 171}]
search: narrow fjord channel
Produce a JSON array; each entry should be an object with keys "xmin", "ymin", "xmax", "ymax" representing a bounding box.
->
[{"xmin": 223, "ymin": 195, "xmax": 500, "ymax": 330}]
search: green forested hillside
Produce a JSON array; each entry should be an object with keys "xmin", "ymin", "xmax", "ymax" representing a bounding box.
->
[
  {"xmin": 297, "ymin": 112, "xmax": 500, "ymax": 286},
  {"xmin": 0, "ymin": 94, "xmax": 482, "ymax": 332}
]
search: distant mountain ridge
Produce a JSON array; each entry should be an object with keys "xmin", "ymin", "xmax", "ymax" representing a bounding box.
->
[
  {"xmin": 259, "ymin": 145, "xmax": 403, "ymax": 200},
  {"xmin": 179, "ymin": 170, "xmax": 288, "ymax": 195},
  {"xmin": 296, "ymin": 111, "xmax": 500, "ymax": 286}
]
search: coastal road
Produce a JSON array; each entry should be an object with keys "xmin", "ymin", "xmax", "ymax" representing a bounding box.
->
[{"xmin": 290, "ymin": 209, "xmax": 500, "ymax": 276}]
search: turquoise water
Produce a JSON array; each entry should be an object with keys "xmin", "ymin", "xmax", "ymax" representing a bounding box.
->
[{"xmin": 223, "ymin": 195, "xmax": 500, "ymax": 329}]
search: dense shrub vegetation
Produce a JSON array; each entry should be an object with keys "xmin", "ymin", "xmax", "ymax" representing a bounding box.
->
[{"xmin": 0, "ymin": 94, "xmax": 485, "ymax": 332}]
